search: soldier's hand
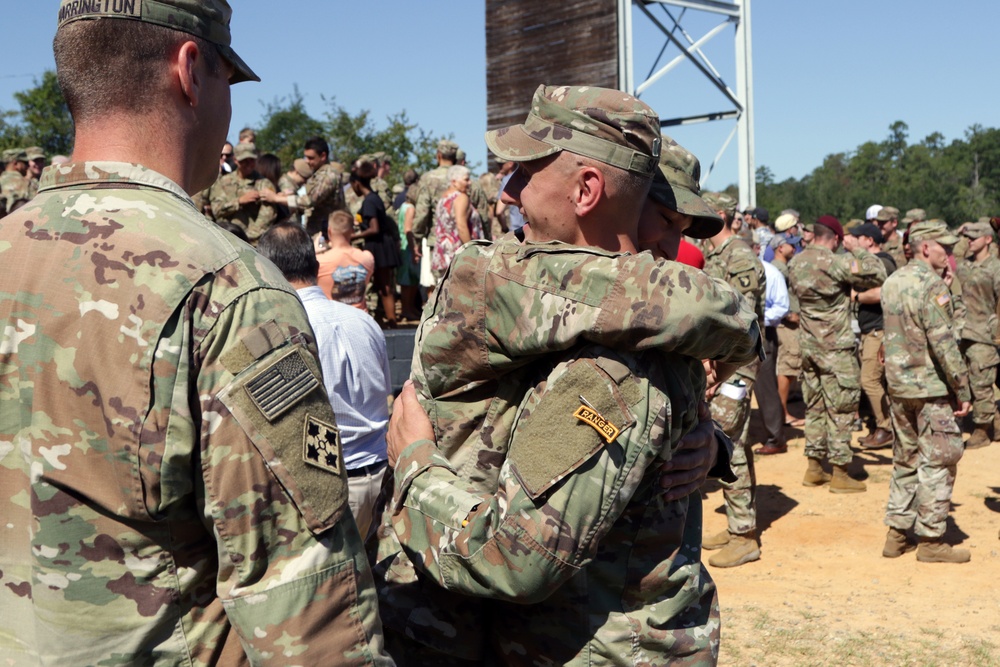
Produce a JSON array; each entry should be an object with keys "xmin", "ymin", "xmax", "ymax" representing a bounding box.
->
[
  {"xmin": 703, "ymin": 359, "xmax": 717, "ymax": 386},
  {"xmin": 387, "ymin": 381, "xmax": 435, "ymax": 468},
  {"xmin": 238, "ymin": 190, "xmax": 260, "ymax": 205},
  {"xmin": 953, "ymin": 400, "xmax": 971, "ymax": 418},
  {"xmin": 842, "ymin": 234, "xmax": 859, "ymax": 251},
  {"xmin": 658, "ymin": 402, "xmax": 716, "ymax": 500},
  {"xmin": 259, "ymin": 190, "xmax": 278, "ymax": 203}
]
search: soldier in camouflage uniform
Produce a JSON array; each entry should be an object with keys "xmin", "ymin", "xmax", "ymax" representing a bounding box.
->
[
  {"xmin": 954, "ymin": 221, "xmax": 1000, "ymax": 448},
  {"xmin": 881, "ymin": 220, "xmax": 972, "ymax": 563},
  {"xmin": 209, "ymin": 142, "xmax": 277, "ymax": 242},
  {"xmin": 297, "ymin": 136, "xmax": 349, "ymax": 236},
  {"xmin": 377, "ymin": 85, "xmax": 762, "ymax": 666},
  {"xmin": 412, "ymin": 139, "xmax": 459, "ymax": 257},
  {"xmin": 788, "ymin": 215, "xmax": 887, "ymax": 492},
  {"xmin": 876, "ymin": 206, "xmax": 907, "ymax": 268},
  {"xmin": 0, "ymin": 2, "xmax": 390, "ymax": 664},
  {"xmin": 698, "ymin": 190, "xmax": 767, "ymax": 567},
  {"xmin": 24, "ymin": 146, "xmax": 46, "ymax": 200},
  {"xmin": 1, "ymin": 148, "xmax": 31, "ymax": 215}
]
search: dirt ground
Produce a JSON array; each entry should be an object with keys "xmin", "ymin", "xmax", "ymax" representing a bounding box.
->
[{"xmin": 703, "ymin": 398, "xmax": 1000, "ymax": 667}]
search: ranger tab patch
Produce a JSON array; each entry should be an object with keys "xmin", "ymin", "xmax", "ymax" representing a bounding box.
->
[
  {"xmin": 573, "ymin": 404, "xmax": 621, "ymax": 444},
  {"xmin": 303, "ymin": 414, "xmax": 342, "ymax": 474},
  {"xmin": 246, "ymin": 349, "xmax": 319, "ymax": 422}
]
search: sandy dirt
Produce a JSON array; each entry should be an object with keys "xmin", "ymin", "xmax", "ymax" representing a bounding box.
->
[{"xmin": 703, "ymin": 400, "xmax": 1000, "ymax": 667}]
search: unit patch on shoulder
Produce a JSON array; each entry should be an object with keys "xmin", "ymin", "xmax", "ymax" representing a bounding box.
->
[
  {"xmin": 246, "ymin": 348, "xmax": 320, "ymax": 422},
  {"xmin": 303, "ymin": 414, "xmax": 342, "ymax": 475},
  {"xmin": 573, "ymin": 404, "xmax": 621, "ymax": 444}
]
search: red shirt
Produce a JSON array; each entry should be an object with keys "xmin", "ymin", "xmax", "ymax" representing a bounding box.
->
[{"xmin": 675, "ymin": 239, "xmax": 705, "ymax": 269}]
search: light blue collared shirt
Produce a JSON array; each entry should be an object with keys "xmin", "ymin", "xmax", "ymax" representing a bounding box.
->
[
  {"xmin": 762, "ymin": 260, "xmax": 790, "ymax": 327},
  {"xmin": 297, "ymin": 286, "xmax": 391, "ymax": 468}
]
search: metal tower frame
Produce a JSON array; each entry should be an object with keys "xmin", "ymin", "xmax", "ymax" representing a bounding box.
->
[{"xmin": 617, "ymin": 0, "xmax": 756, "ymax": 207}]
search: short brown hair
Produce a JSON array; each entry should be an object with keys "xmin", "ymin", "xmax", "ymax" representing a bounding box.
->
[
  {"xmin": 328, "ymin": 210, "xmax": 355, "ymax": 237},
  {"xmin": 54, "ymin": 19, "xmax": 220, "ymax": 123}
]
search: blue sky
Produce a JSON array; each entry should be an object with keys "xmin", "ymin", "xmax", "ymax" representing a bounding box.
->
[{"xmin": 3, "ymin": 1, "xmax": 998, "ymax": 190}]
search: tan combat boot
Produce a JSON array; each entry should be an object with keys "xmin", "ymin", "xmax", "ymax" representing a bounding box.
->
[
  {"xmin": 702, "ymin": 529, "xmax": 730, "ymax": 551},
  {"xmin": 966, "ymin": 426, "xmax": 991, "ymax": 450},
  {"xmin": 882, "ymin": 527, "xmax": 915, "ymax": 558},
  {"xmin": 708, "ymin": 532, "xmax": 760, "ymax": 568},
  {"xmin": 829, "ymin": 465, "xmax": 866, "ymax": 493},
  {"xmin": 916, "ymin": 539, "xmax": 971, "ymax": 563},
  {"xmin": 802, "ymin": 458, "xmax": 831, "ymax": 487}
]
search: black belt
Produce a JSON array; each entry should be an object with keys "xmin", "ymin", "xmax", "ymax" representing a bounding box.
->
[{"xmin": 347, "ymin": 460, "xmax": 388, "ymax": 477}]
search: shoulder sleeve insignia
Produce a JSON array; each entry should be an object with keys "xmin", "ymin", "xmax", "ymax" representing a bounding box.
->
[
  {"xmin": 246, "ymin": 348, "xmax": 320, "ymax": 422},
  {"xmin": 738, "ymin": 274, "xmax": 752, "ymax": 288},
  {"xmin": 850, "ymin": 260, "xmax": 859, "ymax": 274},
  {"xmin": 936, "ymin": 293, "xmax": 951, "ymax": 306},
  {"xmin": 303, "ymin": 414, "xmax": 342, "ymax": 475}
]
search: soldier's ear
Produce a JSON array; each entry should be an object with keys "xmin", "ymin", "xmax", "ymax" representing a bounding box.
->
[{"xmin": 574, "ymin": 165, "xmax": 604, "ymax": 217}]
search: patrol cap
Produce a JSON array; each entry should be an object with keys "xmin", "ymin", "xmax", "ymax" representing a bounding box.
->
[
  {"xmin": 56, "ymin": 0, "xmax": 259, "ymax": 84},
  {"xmin": 771, "ymin": 232, "xmax": 802, "ymax": 248},
  {"xmin": 844, "ymin": 219, "xmax": 865, "ymax": 236},
  {"xmin": 905, "ymin": 208, "xmax": 927, "ymax": 223},
  {"xmin": 815, "ymin": 214, "xmax": 844, "ymax": 240},
  {"xmin": 25, "ymin": 146, "xmax": 46, "ymax": 161},
  {"xmin": 233, "ymin": 142, "xmax": 257, "ymax": 162},
  {"xmin": 875, "ymin": 206, "xmax": 899, "ymax": 222},
  {"xmin": 647, "ymin": 135, "xmax": 722, "ymax": 239},
  {"xmin": 853, "ymin": 222, "xmax": 884, "ymax": 244},
  {"xmin": 962, "ymin": 221, "xmax": 993, "ymax": 239},
  {"xmin": 454, "ymin": 149, "xmax": 466, "ymax": 163},
  {"xmin": 703, "ymin": 191, "xmax": 738, "ymax": 218},
  {"xmin": 292, "ymin": 158, "xmax": 314, "ymax": 180},
  {"xmin": 485, "ymin": 84, "xmax": 661, "ymax": 176},
  {"xmin": 3, "ymin": 149, "xmax": 28, "ymax": 163},
  {"xmin": 774, "ymin": 212, "xmax": 798, "ymax": 232},
  {"xmin": 909, "ymin": 219, "xmax": 958, "ymax": 246},
  {"xmin": 437, "ymin": 140, "xmax": 459, "ymax": 159}
]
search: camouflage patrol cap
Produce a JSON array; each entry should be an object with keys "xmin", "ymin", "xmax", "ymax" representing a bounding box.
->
[
  {"xmin": 962, "ymin": 221, "xmax": 993, "ymax": 239},
  {"xmin": 233, "ymin": 142, "xmax": 257, "ymax": 162},
  {"xmin": 844, "ymin": 219, "xmax": 865, "ymax": 236},
  {"xmin": 485, "ymin": 85, "xmax": 661, "ymax": 176},
  {"xmin": 647, "ymin": 135, "xmax": 722, "ymax": 239},
  {"xmin": 56, "ymin": 0, "xmax": 259, "ymax": 84},
  {"xmin": 3, "ymin": 149, "xmax": 28, "ymax": 163},
  {"xmin": 875, "ymin": 206, "xmax": 899, "ymax": 222},
  {"xmin": 25, "ymin": 146, "xmax": 46, "ymax": 161},
  {"xmin": 905, "ymin": 208, "xmax": 927, "ymax": 223},
  {"xmin": 437, "ymin": 140, "xmax": 459, "ymax": 159},
  {"xmin": 909, "ymin": 219, "xmax": 958, "ymax": 246},
  {"xmin": 702, "ymin": 191, "xmax": 738, "ymax": 218},
  {"xmin": 455, "ymin": 149, "xmax": 466, "ymax": 163},
  {"xmin": 978, "ymin": 216, "xmax": 992, "ymax": 225}
]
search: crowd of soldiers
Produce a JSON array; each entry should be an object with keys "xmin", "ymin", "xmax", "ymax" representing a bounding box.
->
[
  {"xmin": 686, "ymin": 202, "xmax": 1000, "ymax": 567},
  {"xmin": 2, "ymin": 0, "xmax": 995, "ymax": 664}
]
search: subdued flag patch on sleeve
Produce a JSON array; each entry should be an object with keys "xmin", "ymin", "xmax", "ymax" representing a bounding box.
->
[
  {"xmin": 936, "ymin": 292, "xmax": 951, "ymax": 307},
  {"xmin": 246, "ymin": 349, "xmax": 319, "ymax": 421},
  {"xmin": 303, "ymin": 414, "xmax": 342, "ymax": 475}
]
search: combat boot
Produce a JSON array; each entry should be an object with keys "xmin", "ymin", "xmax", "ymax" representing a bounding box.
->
[
  {"xmin": 702, "ymin": 529, "xmax": 730, "ymax": 551},
  {"xmin": 802, "ymin": 458, "xmax": 831, "ymax": 487},
  {"xmin": 708, "ymin": 532, "xmax": 760, "ymax": 568},
  {"xmin": 916, "ymin": 539, "xmax": 971, "ymax": 563},
  {"xmin": 829, "ymin": 465, "xmax": 866, "ymax": 493},
  {"xmin": 882, "ymin": 527, "xmax": 915, "ymax": 558},
  {"xmin": 965, "ymin": 427, "xmax": 991, "ymax": 450}
]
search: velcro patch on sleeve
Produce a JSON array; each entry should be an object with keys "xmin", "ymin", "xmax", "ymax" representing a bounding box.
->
[
  {"xmin": 246, "ymin": 348, "xmax": 320, "ymax": 422},
  {"xmin": 936, "ymin": 292, "xmax": 951, "ymax": 307},
  {"xmin": 510, "ymin": 356, "xmax": 634, "ymax": 499},
  {"xmin": 303, "ymin": 414, "xmax": 342, "ymax": 475}
]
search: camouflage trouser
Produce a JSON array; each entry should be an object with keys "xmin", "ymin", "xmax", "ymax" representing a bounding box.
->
[
  {"xmin": 859, "ymin": 330, "xmax": 891, "ymax": 431},
  {"xmin": 960, "ymin": 340, "xmax": 999, "ymax": 426},
  {"xmin": 884, "ymin": 396, "xmax": 964, "ymax": 538},
  {"xmin": 801, "ymin": 349, "xmax": 859, "ymax": 466},
  {"xmin": 710, "ymin": 378, "xmax": 756, "ymax": 536}
]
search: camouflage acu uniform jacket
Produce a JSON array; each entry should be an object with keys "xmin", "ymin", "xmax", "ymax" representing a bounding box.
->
[
  {"xmin": 412, "ymin": 164, "xmax": 450, "ymax": 247},
  {"xmin": 209, "ymin": 169, "xmax": 277, "ymax": 241},
  {"xmin": 955, "ymin": 255, "xmax": 1000, "ymax": 344},
  {"xmin": 0, "ymin": 163, "xmax": 390, "ymax": 666},
  {"xmin": 883, "ymin": 231, "xmax": 907, "ymax": 269},
  {"xmin": 703, "ymin": 235, "xmax": 765, "ymax": 380},
  {"xmin": 375, "ymin": 236, "xmax": 761, "ymax": 664},
  {"xmin": 299, "ymin": 162, "xmax": 347, "ymax": 235},
  {"xmin": 881, "ymin": 260, "xmax": 970, "ymax": 402},
  {"xmin": 1, "ymin": 169, "xmax": 31, "ymax": 214},
  {"xmin": 788, "ymin": 245, "xmax": 887, "ymax": 356}
]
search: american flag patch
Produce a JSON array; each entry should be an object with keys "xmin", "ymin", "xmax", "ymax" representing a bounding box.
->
[
  {"xmin": 936, "ymin": 293, "xmax": 950, "ymax": 306},
  {"xmin": 245, "ymin": 349, "xmax": 319, "ymax": 422}
]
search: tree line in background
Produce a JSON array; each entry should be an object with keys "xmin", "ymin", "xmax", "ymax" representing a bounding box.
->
[
  {"xmin": 0, "ymin": 72, "xmax": 451, "ymax": 186},
  {"xmin": 751, "ymin": 121, "xmax": 1000, "ymax": 225},
  {"xmin": 2, "ymin": 72, "xmax": 998, "ymax": 223}
]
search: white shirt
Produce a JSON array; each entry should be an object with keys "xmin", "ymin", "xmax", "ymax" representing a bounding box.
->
[{"xmin": 762, "ymin": 260, "xmax": 790, "ymax": 327}]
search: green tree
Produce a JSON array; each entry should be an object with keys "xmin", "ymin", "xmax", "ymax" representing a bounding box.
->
[
  {"xmin": 0, "ymin": 70, "xmax": 73, "ymax": 156},
  {"xmin": 254, "ymin": 86, "xmax": 325, "ymax": 168}
]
